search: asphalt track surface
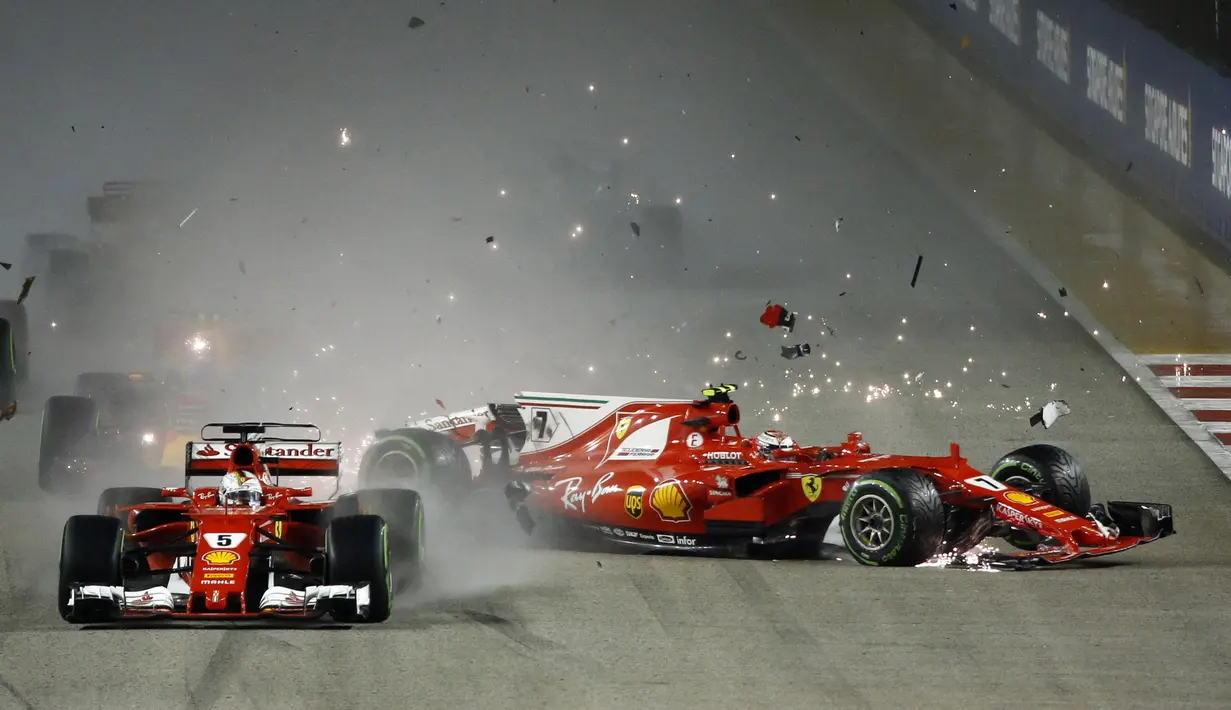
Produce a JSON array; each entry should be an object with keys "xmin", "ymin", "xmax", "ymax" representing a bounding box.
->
[{"xmin": 4, "ymin": 2, "xmax": 1231, "ymax": 709}]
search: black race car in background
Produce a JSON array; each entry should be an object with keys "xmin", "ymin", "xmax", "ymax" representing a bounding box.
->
[{"xmin": 38, "ymin": 371, "xmax": 205, "ymax": 495}]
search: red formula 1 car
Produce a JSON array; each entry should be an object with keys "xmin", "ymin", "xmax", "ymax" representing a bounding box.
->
[
  {"xmin": 358, "ymin": 385, "xmax": 1173, "ymax": 568},
  {"xmin": 58, "ymin": 422, "xmax": 425, "ymax": 624}
]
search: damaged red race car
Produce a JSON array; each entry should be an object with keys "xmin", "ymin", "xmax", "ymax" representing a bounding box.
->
[
  {"xmin": 358, "ymin": 385, "xmax": 1173, "ymax": 569},
  {"xmin": 58, "ymin": 422, "xmax": 425, "ymax": 624}
]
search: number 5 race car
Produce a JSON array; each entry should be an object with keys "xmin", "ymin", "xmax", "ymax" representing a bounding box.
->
[
  {"xmin": 358, "ymin": 385, "xmax": 1174, "ymax": 569},
  {"xmin": 58, "ymin": 422, "xmax": 425, "ymax": 624}
]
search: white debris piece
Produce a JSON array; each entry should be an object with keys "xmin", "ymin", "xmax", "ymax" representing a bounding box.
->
[{"xmin": 1030, "ymin": 399, "xmax": 1070, "ymax": 429}]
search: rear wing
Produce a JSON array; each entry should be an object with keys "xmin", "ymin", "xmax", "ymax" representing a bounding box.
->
[
  {"xmin": 185, "ymin": 422, "xmax": 341, "ymax": 478},
  {"xmin": 403, "ymin": 403, "xmax": 526, "ymax": 448}
]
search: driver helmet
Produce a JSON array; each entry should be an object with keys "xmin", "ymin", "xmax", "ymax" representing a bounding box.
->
[
  {"xmin": 756, "ymin": 430, "xmax": 797, "ymax": 457},
  {"xmin": 219, "ymin": 443, "xmax": 266, "ymax": 508}
]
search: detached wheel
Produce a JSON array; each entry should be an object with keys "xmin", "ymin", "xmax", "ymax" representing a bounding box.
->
[
  {"xmin": 59, "ymin": 515, "xmax": 123, "ymax": 623},
  {"xmin": 325, "ymin": 514, "xmax": 393, "ymax": 623},
  {"xmin": 989, "ymin": 444, "xmax": 1091, "ymax": 551},
  {"xmin": 331, "ymin": 488, "xmax": 426, "ymax": 593},
  {"xmin": 839, "ymin": 468, "xmax": 945, "ymax": 567},
  {"xmin": 357, "ymin": 428, "xmax": 471, "ymax": 495}
]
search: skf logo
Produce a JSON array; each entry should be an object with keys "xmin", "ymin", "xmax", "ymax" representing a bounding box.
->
[
  {"xmin": 614, "ymin": 416, "xmax": 633, "ymax": 440},
  {"xmin": 624, "ymin": 486, "xmax": 645, "ymax": 519},
  {"xmin": 202, "ymin": 550, "xmax": 239, "ymax": 565},
  {"xmin": 1004, "ymin": 491, "xmax": 1036, "ymax": 506},
  {"xmin": 801, "ymin": 475, "xmax": 823, "ymax": 503},
  {"xmin": 649, "ymin": 480, "xmax": 692, "ymax": 523}
]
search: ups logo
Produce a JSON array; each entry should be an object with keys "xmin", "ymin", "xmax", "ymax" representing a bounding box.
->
[{"xmin": 624, "ymin": 485, "xmax": 645, "ymax": 519}]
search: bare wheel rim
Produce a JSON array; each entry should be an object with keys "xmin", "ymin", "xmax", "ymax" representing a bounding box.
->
[{"xmin": 851, "ymin": 493, "xmax": 895, "ymax": 552}]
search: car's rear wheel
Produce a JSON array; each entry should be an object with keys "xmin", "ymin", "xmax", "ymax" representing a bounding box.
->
[
  {"xmin": 325, "ymin": 514, "xmax": 394, "ymax": 623},
  {"xmin": 59, "ymin": 515, "xmax": 123, "ymax": 623},
  {"xmin": 839, "ymin": 468, "xmax": 945, "ymax": 567},
  {"xmin": 990, "ymin": 444, "xmax": 1091, "ymax": 551},
  {"xmin": 357, "ymin": 428, "xmax": 471, "ymax": 496}
]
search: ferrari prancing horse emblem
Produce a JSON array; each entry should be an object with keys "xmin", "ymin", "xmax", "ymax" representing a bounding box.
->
[{"xmin": 801, "ymin": 475, "xmax": 823, "ymax": 503}]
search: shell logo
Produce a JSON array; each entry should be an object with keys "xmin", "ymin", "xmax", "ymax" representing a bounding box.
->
[
  {"xmin": 202, "ymin": 550, "xmax": 239, "ymax": 565},
  {"xmin": 1004, "ymin": 491, "xmax": 1036, "ymax": 506},
  {"xmin": 649, "ymin": 480, "xmax": 692, "ymax": 523}
]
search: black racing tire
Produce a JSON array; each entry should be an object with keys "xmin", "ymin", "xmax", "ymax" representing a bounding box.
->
[
  {"xmin": 58, "ymin": 514, "xmax": 124, "ymax": 623},
  {"xmin": 357, "ymin": 428, "xmax": 472, "ymax": 495},
  {"xmin": 839, "ymin": 468, "xmax": 946, "ymax": 567},
  {"xmin": 39, "ymin": 395, "xmax": 97, "ymax": 494},
  {"xmin": 0, "ymin": 301, "xmax": 28, "ymax": 383},
  {"xmin": 330, "ymin": 488, "xmax": 425, "ymax": 594},
  {"xmin": 0, "ymin": 319, "xmax": 14, "ymax": 414},
  {"xmin": 325, "ymin": 514, "xmax": 393, "ymax": 623},
  {"xmin": 989, "ymin": 444, "xmax": 1092, "ymax": 551}
]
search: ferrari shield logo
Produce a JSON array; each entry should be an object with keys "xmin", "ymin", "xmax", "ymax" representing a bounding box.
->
[
  {"xmin": 801, "ymin": 475, "xmax": 823, "ymax": 503},
  {"xmin": 615, "ymin": 415, "xmax": 633, "ymax": 440},
  {"xmin": 624, "ymin": 485, "xmax": 645, "ymax": 519}
]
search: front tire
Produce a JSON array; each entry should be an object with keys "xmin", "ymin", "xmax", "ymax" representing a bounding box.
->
[
  {"xmin": 325, "ymin": 515, "xmax": 393, "ymax": 623},
  {"xmin": 330, "ymin": 488, "xmax": 425, "ymax": 593},
  {"xmin": 990, "ymin": 444, "xmax": 1091, "ymax": 551},
  {"xmin": 839, "ymin": 468, "xmax": 945, "ymax": 567},
  {"xmin": 59, "ymin": 515, "xmax": 124, "ymax": 623}
]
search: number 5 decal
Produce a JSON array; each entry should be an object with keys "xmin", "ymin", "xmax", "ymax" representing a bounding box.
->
[
  {"xmin": 203, "ymin": 533, "xmax": 246, "ymax": 549},
  {"xmin": 964, "ymin": 475, "xmax": 1008, "ymax": 492}
]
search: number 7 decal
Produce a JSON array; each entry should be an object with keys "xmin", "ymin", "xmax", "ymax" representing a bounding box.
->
[{"xmin": 964, "ymin": 475, "xmax": 1008, "ymax": 492}]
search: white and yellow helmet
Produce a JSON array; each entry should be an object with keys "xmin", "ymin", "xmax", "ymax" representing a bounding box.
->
[{"xmin": 756, "ymin": 430, "xmax": 796, "ymax": 456}]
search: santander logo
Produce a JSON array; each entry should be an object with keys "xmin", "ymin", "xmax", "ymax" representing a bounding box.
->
[{"xmin": 191, "ymin": 442, "xmax": 338, "ymax": 459}]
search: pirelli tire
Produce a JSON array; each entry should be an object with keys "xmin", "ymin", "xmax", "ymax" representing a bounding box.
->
[
  {"xmin": 0, "ymin": 300, "xmax": 28, "ymax": 383},
  {"xmin": 330, "ymin": 488, "xmax": 426, "ymax": 594},
  {"xmin": 357, "ymin": 428, "xmax": 472, "ymax": 496},
  {"xmin": 989, "ymin": 444, "xmax": 1091, "ymax": 551},
  {"xmin": 839, "ymin": 468, "xmax": 946, "ymax": 567},
  {"xmin": 0, "ymin": 318, "xmax": 15, "ymax": 416},
  {"xmin": 58, "ymin": 514, "xmax": 124, "ymax": 623},
  {"xmin": 39, "ymin": 395, "xmax": 98, "ymax": 494},
  {"xmin": 325, "ymin": 514, "xmax": 393, "ymax": 623}
]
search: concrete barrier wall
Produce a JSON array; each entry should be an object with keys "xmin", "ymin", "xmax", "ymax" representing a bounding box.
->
[{"xmin": 898, "ymin": 0, "xmax": 1231, "ymax": 248}]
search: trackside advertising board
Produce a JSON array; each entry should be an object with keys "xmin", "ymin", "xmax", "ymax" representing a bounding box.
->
[{"xmin": 898, "ymin": 0, "xmax": 1231, "ymax": 248}]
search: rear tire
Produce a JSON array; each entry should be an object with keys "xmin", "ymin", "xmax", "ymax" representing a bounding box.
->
[
  {"xmin": 990, "ymin": 444, "xmax": 1091, "ymax": 551},
  {"xmin": 58, "ymin": 515, "xmax": 123, "ymax": 623},
  {"xmin": 358, "ymin": 428, "xmax": 471, "ymax": 495},
  {"xmin": 839, "ymin": 468, "xmax": 945, "ymax": 567},
  {"xmin": 39, "ymin": 395, "xmax": 97, "ymax": 494},
  {"xmin": 325, "ymin": 515, "xmax": 393, "ymax": 623}
]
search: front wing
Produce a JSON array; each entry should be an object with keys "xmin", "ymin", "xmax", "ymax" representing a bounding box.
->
[{"xmin": 66, "ymin": 583, "xmax": 373, "ymax": 621}]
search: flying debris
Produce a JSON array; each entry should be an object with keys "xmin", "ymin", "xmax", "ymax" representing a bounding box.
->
[
  {"xmin": 408, "ymin": 16, "xmax": 426, "ymax": 29},
  {"xmin": 761, "ymin": 302, "xmax": 797, "ymax": 332},
  {"xmin": 733, "ymin": 350, "xmax": 747, "ymax": 361},
  {"xmin": 781, "ymin": 343, "xmax": 811, "ymax": 360},
  {"xmin": 0, "ymin": 263, "xmax": 10, "ymax": 271},
  {"xmin": 1029, "ymin": 400, "xmax": 1070, "ymax": 429},
  {"xmin": 910, "ymin": 255, "xmax": 923, "ymax": 288},
  {"xmin": 16, "ymin": 276, "xmax": 35, "ymax": 304},
  {"xmin": 434, "ymin": 399, "xmax": 446, "ymax": 410},
  {"xmin": 630, "ymin": 222, "xmax": 641, "ymax": 237}
]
